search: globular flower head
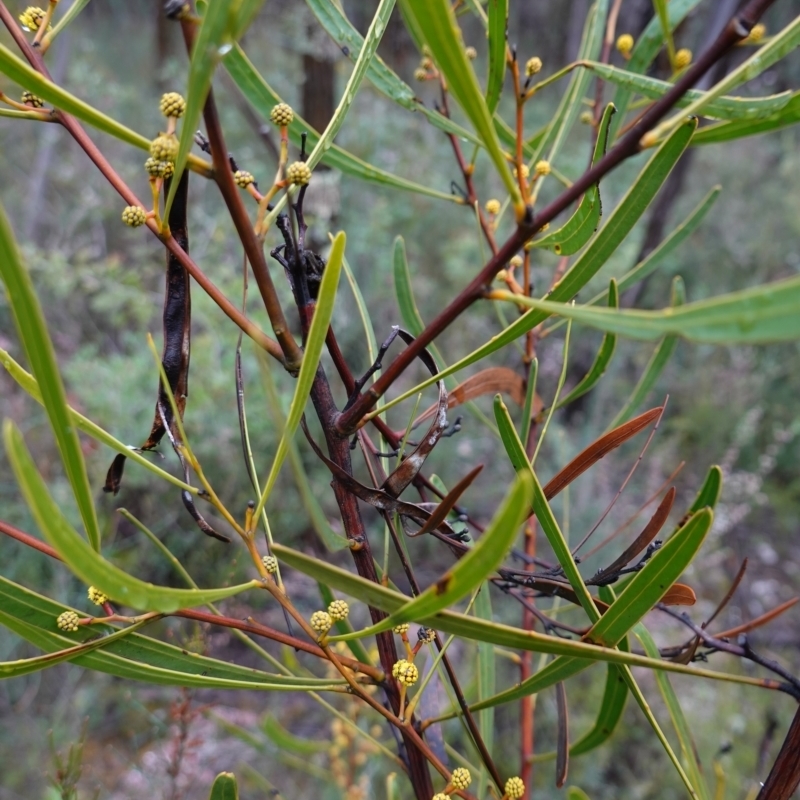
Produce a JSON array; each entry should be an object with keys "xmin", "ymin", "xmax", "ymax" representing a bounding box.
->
[
  {"xmin": 270, "ymin": 102, "xmax": 294, "ymax": 127},
  {"xmin": 234, "ymin": 170, "xmax": 255, "ymax": 188},
  {"xmin": 19, "ymin": 6, "xmax": 46, "ymax": 31},
  {"xmin": 746, "ymin": 23, "xmax": 766, "ymax": 43},
  {"xmin": 392, "ymin": 658, "xmax": 419, "ymax": 686},
  {"xmin": 432, "ymin": 795, "xmax": 448, "ymax": 800},
  {"xmin": 121, "ymin": 206, "xmax": 147, "ymax": 227},
  {"xmin": 328, "ymin": 599, "xmax": 350, "ymax": 621},
  {"xmin": 286, "ymin": 161, "xmax": 312, "ymax": 186},
  {"xmin": 525, "ymin": 57, "xmax": 543, "ymax": 77},
  {"xmin": 465, "ymin": 46, "xmax": 477, "ymax": 60},
  {"xmin": 510, "ymin": 255, "xmax": 523, "ymax": 269},
  {"xmin": 580, "ymin": 110, "xmax": 595, "ymax": 125},
  {"xmin": 675, "ymin": 48, "xmax": 692, "ymax": 69},
  {"xmin": 413, "ymin": 67, "xmax": 428, "ymax": 82},
  {"xmin": 262, "ymin": 555, "xmax": 278, "ymax": 574},
  {"xmin": 393, "ymin": 623, "xmax": 410, "ymax": 635},
  {"xmin": 21, "ymin": 91, "xmax": 44, "ymax": 108},
  {"xmin": 505, "ymin": 776, "xmax": 525, "ymax": 799},
  {"xmin": 159, "ymin": 92, "xmax": 186, "ymax": 118},
  {"xmin": 616, "ymin": 33, "xmax": 634, "ymax": 56},
  {"xmin": 417, "ymin": 626, "xmax": 436, "ymax": 644},
  {"xmin": 144, "ymin": 157, "xmax": 174, "ymax": 178},
  {"xmin": 534, "ymin": 159, "xmax": 551, "ymax": 176},
  {"xmin": 150, "ymin": 134, "xmax": 179, "ymax": 162},
  {"xmin": 310, "ymin": 610, "xmax": 333, "ymax": 633},
  {"xmin": 485, "ymin": 198, "xmax": 501, "ymax": 215},
  {"xmin": 450, "ymin": 767, "xmax": 472, "ymax": 790},
  {"xmin": 87, "ymin": 586, "xmax": 108, "ymax": 606},
  {"xmin": 514, "ymin": 163, "xmax": 530, "ymax": 180},
  {"xmin": 56, "ymin": 611, "xmax": 80, "ymax": 632}
]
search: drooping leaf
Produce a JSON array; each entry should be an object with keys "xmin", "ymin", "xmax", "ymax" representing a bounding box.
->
[
  {"xmin": 393, "ymin": 235, "xmax": 425, "ymax": 336},
  {"xmin": 0, "ymin": 200, "xmax": 102, "ymax": 551},
  {"xmin": 3, "ymin": 422, "xmax": 259, "ymax": 614},
  {"xmin": 693, "ymin": 92, "xmax": 800, "ymax": 145},
  {"xmin": 262, "ymin": 715, "xmax": 330, "ymax": 755}
]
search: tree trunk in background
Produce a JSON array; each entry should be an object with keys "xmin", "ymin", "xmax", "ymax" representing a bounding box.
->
[{"xmin": 302, "ymin": 51, "xmax": 336, "ymax": 135}]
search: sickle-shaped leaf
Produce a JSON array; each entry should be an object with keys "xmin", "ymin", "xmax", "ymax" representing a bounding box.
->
[
  {"xmin": 556, "ymin": 280, "xmax": 618, "ymax": 409},
  {"xmin": 0, "ymin": 200, "xmax": 102, "ymax": 551},
  {"xmin": 329, "ymin": 470, "xmax": 532, "ymax": 640},
  {"xmin": 252, "ymin": 232, "xmax": 345, "ymax": 521},
  {"xmin": 3, "ymin": 421, "xmax": 259, "ymax": 614},
  {"xmin": 402, "ymin": 0, "xmax": 523, "ymax": 212},
  {"xmin": 532, "ymin": 103, "xmax": 614, "ymax": 256}
]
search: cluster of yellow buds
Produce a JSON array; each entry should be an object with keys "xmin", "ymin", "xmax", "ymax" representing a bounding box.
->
[
  {"xmin": 393, "ymin": 622, "xmax": 410, "ymax": 635},
  {"xmin": 743, "ymin": 23, "xmax": 766, "ymax": 44},
  {"xmin": 270, "ymin": 102, "xmax": 294, "ymax": 127},
  {"xmin": 464, "ymin": 46, "xmax": 477, "ymax": 60},
  {"xmin": 121, "ymin": 206, "xmax": 147, "ymax": 227},
  {"xmin": 485, "ymin": 198, "xmax": 501, "ymax": 215},
  {"xmin": 450, "ymin": 767, "xmax": 472, "ymax": 790},
  {"xmin": 509, "ymin": 255, "xmax": 524, "ymax": 269},
  {"xmin": 286, "ymin": 161, "xmax": 312, "ymax": 186},
  {"xmin": 674, "ymin": 48, "xmax": 692, "ymax": 70},
  {"xmin": 145, "ymin": 157, "xmax": 174, "ymax": 179},
  {"xmin": 328, "ymin": 599, "xmax": 350, "ymax": 621},
  {"xmin": 21, "ymin": 91, "xmax": 44, "ymax": 108},
  {"xmin": 504, "ymin": 776, "xmax": 525, "ymax": 799},
  {"xmin": 514, "ymin": 163, "xmax": 530, "ymax": 180},
  {"xmin": 149, "ymin": 134, "xmax": 179, "ymax": 163},
  {"xmin": 616, "ymin": 33, "xmax": 634, "ymax": 58},
  {"xmin": 56, "ymin": 611, "xmax": 80, "ymax": 632},
  {"xmin": 87, "ymin": 586, "xmax": 108, "ymax": 606},
  {"xmin": 392, "ymin": 658, "xmax": 419, "ymax": 686},
  {"xmin": 234, "ymin": 170, "xmax": 255, "ymax": 188},
  {"xmin": 525, "ymin": 57, "xmax": 542, "ymax": 77},
  {"xmin": 534, "ymin": 160, "xmax": 551, "ymax": 177},
  {"xmin": 18, "ymin": 6, "xmax": 48, "ymax": 31},
  {"xmin": 159, "ymin": 92, "xmax": 186, "ymax": 119},
  {"xmin": 414, "ymin": 55, "xmax": 437, "ymax": 82},
  {"xmin": 310, "ymin": 610, "xmax": 333, "ymax": 633},
  {"xmin": 417, "ymin": 627, "xmax": 436, "ymax": 644},
  {"xmin": 261, "ymin": 555, "xmax": 278, "ymax": 574}
]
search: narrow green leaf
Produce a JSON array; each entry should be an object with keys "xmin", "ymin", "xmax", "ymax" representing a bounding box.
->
[
  {"xmin": 653, "ymin": 0, "xmax": 677, "ymax": 66},
  {"xmin": 375, "ymin": 119, "xmax": 696, "ymax": 413},
  {"xmin": 0, "ymin": 346, "xmax": 197, "ymax": 495},
  {"xmin": 262, "ymin": 715, "xmax": 329, "ymax": 755},
  {"xmin": 692, "ymin": 92, "xmax": 800, "ymax": 145},
  {"xmin": 556, "ymin": 280, "xmax": 618, "ymax": 409},
  {"xmin": 495, "ymin": 270, "xmax": 800, "ymax": 345},
  {"xmin": 485, "ymin": 0, "xmax": 508, "ymax": 113},
  {"xmin": 0, "ymin": 200, "xmax": 102, "ymax": 550},
  {"xmin": 519, "ymin": 358, "xmax": 538, "ymax": 448},
  {"xmin": 304, "ymin": 0, "xmax": 482, "ymax": 147},
  {"xmin": 532, "ymin": 103, "xmax": 615, "ymax": 256},
  {"xmin": 272, "ymin": 541, "xmax": 771, "ymax": 694},
  {"xmin": 41, "ymin": 0, "xmax": 93, "ymax": 49},
  {"xmin": 584, "ymin": 60, "xmax": 793, "ymax": 121},
  {"xmin": 494, "ymin": 397, "xmax": 599, "ymax": 621},
  {"xmin": 208, "ymin": 772, "xmax": 238, "ymax": 800},
  {"xmin": 635, "ymin": 624, "xmax": 712, "ymax": 800},
  {"xmin": 403, "ymin": 0, "xmax": 523, "ymax": 211},
  {"xmin": 3, "ymin": 422, "xmax": 259, "ymax": 614},
  {"xmin": 330, "ymin": 470, "xmax": 532, "ymax": 640},
  {"xmin": 253, "ymin": 233, "xmax": 345, "ymax": 520},
  {"xmin": 393, "ymin": 236, "xmax": 425, "ymax": 336},
  {"xmin": 224, "ymin": 47, "xmax": 459, "ymax": 203},
  {"xmin": 165, "ymin": 0, "xmax": 237, "ymax": 219},
  {"xmin": 686, "ymin": 466, "xmax": 723, "ymax": 516},
  {"xmin": 607, "ymin": 275, "xmax": 684, "ymax": 428},
  {"xmin": 567, "ymin": 788, "xmax": 592, "ymax": 800},
  {"xmin": 0, "ymin": 619, "xmax": 149, "ymax": 679},
  {"xmin": 0, "ymin": 577, "xmax": 340, "ymax": 690}
]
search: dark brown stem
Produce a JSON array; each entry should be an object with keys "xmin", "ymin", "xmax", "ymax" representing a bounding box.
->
[
  {"xmin": 756, "ymin": 704, "xmax": 800, "ymax": 800},
  {"xmin": 335, "ymin": 0, "xmax": 777, "ymax": 435},
  {"xmin": 179, "ymin": 19, "xmax": 304, "ymax": 372}
]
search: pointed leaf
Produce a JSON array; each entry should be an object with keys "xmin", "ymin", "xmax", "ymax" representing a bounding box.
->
[
  {"xmin": 208, "ymin": 772, "xmax": 238, "ymax": 800},
  {"xmin": 693, "ymin": 92, "xmax": 800, "ymax": 145},
  {"xmin": 393, "ymin": 236, "xmax": 425, "ymax": 336},
  {"xmin": 485, "ymin": 0, "xmax": 508, "ymax": 113}
]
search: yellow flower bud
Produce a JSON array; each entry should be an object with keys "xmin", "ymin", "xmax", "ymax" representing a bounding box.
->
[
  {"xmin": 392, "ymin": 659, "xmax": 419, "ymax": 686},
  {"xmin": 451, "ymin": 768, "xmax": 472, "ymax": 790},
  {"xmin": 525, "ymin": 57, "xmax": 543, "ymax": 77},
  {"xmin": 159, "ymin": 92, "xmax": 186, "ymax": 118},
  {"xmin": 505, "ymin": 776, "xmax": 525, "ymax": 799},
  {"xmin": 310, "ymin": 610, "xmax": 332, "ymax": 632},
  {"xmin": 270, "ymin": 103, "xmax": 294, "ymax": 127},
  {"xmin": 87, "ymin": 586, "xmax": 108, "ymax": 606},
  {"xmin": 616, "ymin": 33, "xmax": 634, "ymax": 56},
  {"xmin": 328, "ymin": 600, "xmax": 350, "ymax": 621},
  {"xmin": 465, "ymin": 46, "xmax": 477, "ymax": 60},
  {"xmin": 485, "ymin": 198, "xmax": 501, "ymax": 215},
  {"xmin": 675, "ymin": 48, "xmax": 692, "ymax": 69},
  {"xmin": 286, "ymin": 161, "xmax": 312, "ymax": 186},
  {"xmin": 534, "ymin": 160, "xmax": 551, "ymax": 176}
]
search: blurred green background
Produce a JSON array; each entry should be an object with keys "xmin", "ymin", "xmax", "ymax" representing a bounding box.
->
[{"xmin": 0, "ymin": 1, "xmax": 799, "ymax": 798}]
